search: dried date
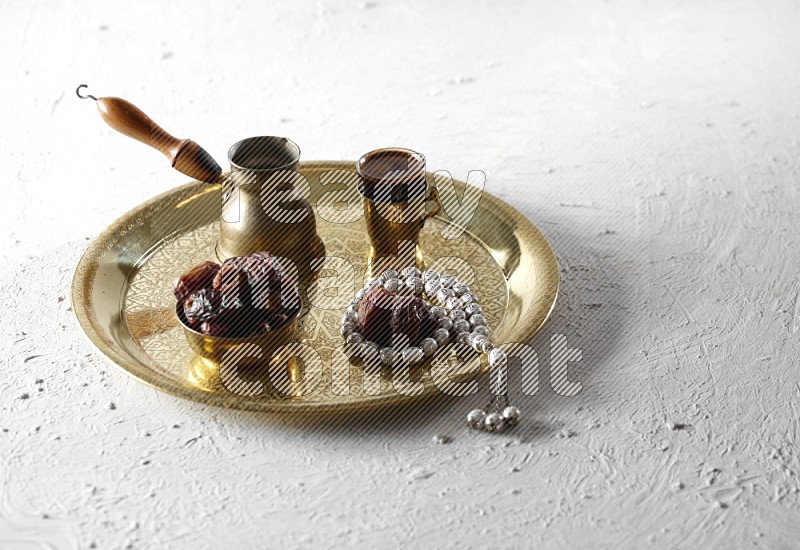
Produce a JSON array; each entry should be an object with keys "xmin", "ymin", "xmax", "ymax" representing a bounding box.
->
[
  {"xmin": 390, "ymin": 296, "xmax": 436, "ymax": 346},
  {"xmin": 172, "ymin": 260, "xmax": 220, "ymax": 301},
  {"xmin": 177, "ymin": 252, "xmax": 301, "ymax": 338},
  {"xmin": 358, "ymin": 285, "xmax": 397, "ymax": 347},
  {"xmin": 182, "ymin": 288, "xmax": 220, "ymax": 326}
]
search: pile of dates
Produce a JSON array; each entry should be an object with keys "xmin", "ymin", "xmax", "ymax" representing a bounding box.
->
[
  {"xmin": 173, "ymin": 252, "xmax": 300, "ymax": 337},
  {"xmin": 358, "ymin": 285, "xmax": 437, "ymax": 347}
]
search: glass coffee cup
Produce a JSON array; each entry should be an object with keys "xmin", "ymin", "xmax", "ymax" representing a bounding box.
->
[{"xmin": 356, "ymin": 148, "xmax": 441, "ymax": 277}]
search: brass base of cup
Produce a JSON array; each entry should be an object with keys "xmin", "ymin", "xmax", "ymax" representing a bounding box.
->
[
  {"xmin": 186, "ymin": 355, "xmax": 224, "ymax": 392},
  {"xmin": 186, "ymin": 353, "xmax": 305, "ymax": 397}
]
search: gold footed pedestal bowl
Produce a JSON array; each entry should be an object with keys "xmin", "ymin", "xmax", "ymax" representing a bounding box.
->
[{"xmin": 71, "ymin": 161, "xmax": 559, "ymax": 413}]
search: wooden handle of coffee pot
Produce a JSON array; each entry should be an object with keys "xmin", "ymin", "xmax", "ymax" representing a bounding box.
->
[{"xmin": 76, "ymin": 85, "xmax": 221, "ymax": 183}]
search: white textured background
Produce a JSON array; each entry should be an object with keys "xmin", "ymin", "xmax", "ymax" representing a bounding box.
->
[{"xmin": 3, "ymin": 0, "xmax": 800, "ymax": 548}]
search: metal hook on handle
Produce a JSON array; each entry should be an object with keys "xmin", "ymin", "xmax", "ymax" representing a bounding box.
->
[{"xmin": 75, "ymin": 84, "xmax": 97, "ymax": 101}]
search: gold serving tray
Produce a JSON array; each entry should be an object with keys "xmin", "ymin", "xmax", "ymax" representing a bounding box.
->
[{"xmin": 71, "ymin": 161, "xmax": 559, "ymax": 413}]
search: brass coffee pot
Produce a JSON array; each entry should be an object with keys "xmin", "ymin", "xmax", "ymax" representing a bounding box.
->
[{"xmin": 76, "ymin": 85, "xmax": 325, "ymax": 283}]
